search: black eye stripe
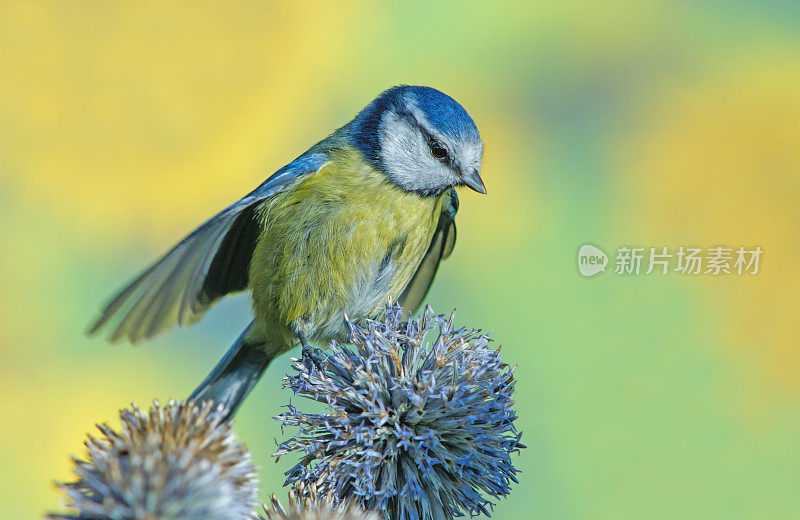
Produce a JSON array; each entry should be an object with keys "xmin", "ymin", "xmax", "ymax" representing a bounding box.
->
[
  {"xmin": 425, "ymin": 133, "xmax": 449, "ymax": 162},
  {"xmin": 400, "ymin": 109, "xmax": 452, "ymax": 164}
]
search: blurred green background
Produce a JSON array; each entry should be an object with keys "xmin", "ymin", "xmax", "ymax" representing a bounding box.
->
[{"xmin": 1, "ymin": 2, "xmax": 798, "ymax": 518}]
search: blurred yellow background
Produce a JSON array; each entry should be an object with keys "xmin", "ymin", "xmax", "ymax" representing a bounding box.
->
[{"xmin": 1, "ymin": 2, "xmax": 798, "ymax": 518}]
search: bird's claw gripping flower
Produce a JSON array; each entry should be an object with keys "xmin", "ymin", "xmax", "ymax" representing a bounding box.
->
[
  {"xmin": 49, "ymin": 400, "xmax": 258, "ymax": 520},
  {"xmin": 274, "ymin": 304, "xmax": 523, "ymax": 520},
  {"xmin": 260, "ymin": 482, "xmax": 381, "ymax": 520}
]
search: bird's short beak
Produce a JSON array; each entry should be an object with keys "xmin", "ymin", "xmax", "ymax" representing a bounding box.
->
[{"xmin": 461, "ymin": 169, "xmax": 486, "ymax": 194}]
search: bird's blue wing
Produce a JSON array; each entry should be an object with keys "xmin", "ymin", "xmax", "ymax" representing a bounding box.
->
[
  {"xmin": 89, "ymin": 152, "xmax": 329, "ymax": 343},
  {"xmin": 398, "ymin": 188, "xmax": 458, "ymax": 313}
]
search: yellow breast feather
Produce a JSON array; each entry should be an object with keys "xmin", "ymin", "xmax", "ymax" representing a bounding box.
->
[{"xmin": 249, "ymin": 147, "xmax": 443, "ymax": 344}]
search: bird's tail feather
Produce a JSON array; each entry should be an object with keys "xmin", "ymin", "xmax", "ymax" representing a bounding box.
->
[{"xmin": 188, "ymin": 322, "xmax": 272, "ymax": 420}]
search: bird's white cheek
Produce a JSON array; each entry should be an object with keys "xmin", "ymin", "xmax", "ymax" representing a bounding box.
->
[
  {"xmin": 380, "ymin": 115, "xmax": 433, "ymax": 186},
  {"xmin": 380, "ymin": 114, "xmax": 422, "ymax": 165},
  {"xmin": 378, "ymin": 110, "xmax": 460, "ymax": 193}
]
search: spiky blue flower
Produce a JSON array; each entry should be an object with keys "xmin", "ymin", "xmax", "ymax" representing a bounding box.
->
[
  {"xmin": 50, "ymin": 400, "xmax": 258, "ymax": 520},
  {"xmin": 274, "ymin": 304, "xmax": 522, "ymax": 520}
]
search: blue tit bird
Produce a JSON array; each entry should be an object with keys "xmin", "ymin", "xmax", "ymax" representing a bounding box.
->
[{"xmin": 89, "ymin": 85, "xmax": 485, "ymax": 418}]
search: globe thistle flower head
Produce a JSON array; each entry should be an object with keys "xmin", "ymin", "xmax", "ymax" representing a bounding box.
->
[
  {"xmin": 274, "ymin": 304, "xmax": 523, "ymax": 520},
  {"xmin": 260, "ymin": 482, "xmax": 381, "ymax": 520},
  {"xmin": 50, "ymin": 399, "xmax": 258, "ymax": 520}
]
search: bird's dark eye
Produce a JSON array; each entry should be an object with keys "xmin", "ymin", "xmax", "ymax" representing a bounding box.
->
[{"xmin": 426, "ymin": 135, "xmax": 449, "ymax": 162}]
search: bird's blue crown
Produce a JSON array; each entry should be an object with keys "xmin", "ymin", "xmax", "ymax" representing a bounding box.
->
[{"xmin": 351, "ymin": 85, "xmax": 480, "ymax": 168}]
